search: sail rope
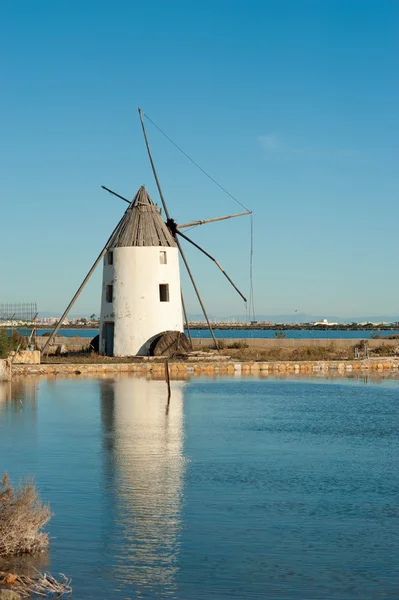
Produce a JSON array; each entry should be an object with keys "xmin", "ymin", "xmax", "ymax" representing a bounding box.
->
[
  {"xmin": 249, "ymin": 214, "xmax": 256, "ymax": 321},
  {"xmin": 143, "ymin": 111, "xmax": 256, "ymax": 321}
]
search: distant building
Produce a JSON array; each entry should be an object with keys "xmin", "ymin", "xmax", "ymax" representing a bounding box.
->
[{"xmin": 312, "ymin": 319, "xmax": 338, "ymax": 326}]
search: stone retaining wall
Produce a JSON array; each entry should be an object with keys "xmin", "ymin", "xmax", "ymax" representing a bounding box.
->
[
  {"xmin": 35, "ymin": 336, "xmax": 93, "ymax": 353},
  {"xmin": 12, "ymin": 358, "xmax": 399, "ymax": 378}
]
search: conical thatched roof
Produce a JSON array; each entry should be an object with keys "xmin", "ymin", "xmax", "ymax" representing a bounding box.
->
[{"xmin": 112, "ymin": 186, "xmax": 176, "ymax": 248}]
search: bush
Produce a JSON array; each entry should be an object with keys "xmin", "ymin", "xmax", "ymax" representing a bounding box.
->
[
  {"xmin": 0, "ymin": 330, "xmax": 8, "ymax": 359},
  {"xmin": 9, "ymin": 332, "xmax": 27, "ymax": 352},
  {"xmin": 0, "ymin": 473, "xmax": 52, "ymax": 556},
  {"xmin": 0, "ymin": 331, "xmax": 27, "ymax": 358},
  {"xmin": 371, "ymin": 343, "xmax": 397, "ymax": 357},
  {"xmin": 228, "ymin": 341, "xmax": 249, "ymax": 349}
]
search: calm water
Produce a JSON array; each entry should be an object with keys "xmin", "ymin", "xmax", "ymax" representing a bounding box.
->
[
  {"xmin": 15, "ymin": 328, "xmax": 399, "ymax": 339},
  {"xmin": 0, "ymin": 376, "xmax": 397, "ymax": 599}
]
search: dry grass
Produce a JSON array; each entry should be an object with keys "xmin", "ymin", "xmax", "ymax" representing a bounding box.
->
[
  {"xmin": 0, "ymin": 569, "xmax": 72, "ymax": 598},
  {"xmin": 371, "ymin": 343, "xmax": 398, "ymax": 356},
  {"xmin": 215, "ymin": 342, "xmax": 350, "ymax": 362},
  {"xmin": 40, "ymin": 342, "xmax": 399, "ymax": 365},
  {"xmin": 0, "ymin": 474, "xmax": 51, "ymax": 557},
  {"xmin": 216, "ymin": 343, "xmax": 397, "ymax": 362}
]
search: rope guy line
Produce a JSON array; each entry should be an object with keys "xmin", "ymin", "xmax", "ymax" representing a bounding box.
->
[{"xmin": 143, "ymin": 112, "xmax": 251, "ymax": 212}]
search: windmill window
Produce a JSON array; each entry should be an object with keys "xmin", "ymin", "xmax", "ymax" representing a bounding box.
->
[
  {"xmin": 107, "ymin": 251, "xmax": 114, "ymax": 265},
  {"xmin": 159, "ymin": 284, "xmax": 169, "ymax": 302},
  {"xmin": 159, "ymin": 251, "xmax": 167, "ymax": 264},
  {"xmin": 106, "ymin": 284, "xmax": 113, "ymax": 303}
]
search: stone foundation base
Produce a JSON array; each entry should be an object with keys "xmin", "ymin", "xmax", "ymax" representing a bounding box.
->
[
  {"xmin": 12, "ymin": 350, "xmax": 41, "ymax": 365},
  {"xmin": 0, "ymin": 359, "xmax": 11, "ymax": 381}
]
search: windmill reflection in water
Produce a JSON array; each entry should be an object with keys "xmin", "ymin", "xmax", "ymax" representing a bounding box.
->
[{"xmin": 100, "ymin": 376, "xmax": 186, "ymax": 595}]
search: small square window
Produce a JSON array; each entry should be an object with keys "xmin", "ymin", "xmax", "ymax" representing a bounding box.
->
[
  {"xmin": 107, "ymin": 251, "xmax": 114, "ymax": 265},
  {"xmin": 159, "ymin": 251, "xmax": 167, "ymax": 264},
  {"xmin": 106, "ymin": 284, "xmax": 113, "ymax": 303},
  {"xmin": 159, "ymin": 283, "xmax": 169, "ymax": 302}
]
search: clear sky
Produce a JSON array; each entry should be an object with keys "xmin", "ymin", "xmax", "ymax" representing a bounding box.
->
[{"xmin": 1, "ymin": 0, "xmax": 398, "ymax": 319}]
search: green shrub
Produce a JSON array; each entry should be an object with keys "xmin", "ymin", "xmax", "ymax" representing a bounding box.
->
[
  {"xmin": 0, "ymin": 330, "xmax": 27, "ymax": 358},
  {"xmin": 9, "ymin": 332, "xmax": 27, "ymax": 352},
  {"xmin": 275, "ymin": 331, "xmax": 286, "ymax": 339},
  {"xmin": 228, "ymin": 341, "xmax": 249, "ymax": 349},
  {"xmin": 0, "ymin": 330, "xmax": 8, "ymax": 359}
]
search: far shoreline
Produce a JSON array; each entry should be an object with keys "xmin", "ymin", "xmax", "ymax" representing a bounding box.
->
[{"xmin": 2, "ymin": 323, "xmax": 399, "ymax": 332}]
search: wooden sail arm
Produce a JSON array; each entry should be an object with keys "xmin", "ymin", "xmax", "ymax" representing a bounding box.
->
[
  {"xmin": 177, "ymin": 210, "xmax": 252, "ymax": 229},
  {"xmin": 138, "ymin": 107, "xmax": 172, "ymax": 221},
  {"xmin": 101, "ymin": 187, "xmax": 252, "ymax": 232},
  {"xmin": 101, "ymin": 185, "xmax": 130, "ymax": 204},
  {"xmin": 41, "ymin": 212, "xmax": 127, "ymax": 355},
  {"xmin": 176, "ymin": 230, "xmax": 247, "ymax": 303}
]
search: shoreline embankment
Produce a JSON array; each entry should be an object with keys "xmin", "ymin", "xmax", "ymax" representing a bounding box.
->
[
  {"xmin": 3, "ymin": 323, "xmax": 399, "ymax": 331},
  {"xmin": 12, "ymin": 357, "xmax": 399, "ymax": 378}
]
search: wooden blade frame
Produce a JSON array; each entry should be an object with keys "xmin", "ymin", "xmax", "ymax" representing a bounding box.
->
[
  {"xmin": 176, "ymin": 230, "xmax": 247, "ymax": 302},
  {"xmin": 138, "ymin": 107, "xmax": 220, "ymax": 351},
  {"xmin": 178, "ymin": 210, "xmax": 251, "ymax": 229}
]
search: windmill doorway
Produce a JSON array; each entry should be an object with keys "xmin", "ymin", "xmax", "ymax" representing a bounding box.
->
[{"xmin": 103, "ymin": 322, "xmax": 114, "ymax": 356}]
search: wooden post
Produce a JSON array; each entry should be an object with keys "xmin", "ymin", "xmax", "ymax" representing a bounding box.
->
[
  {"xmin": 181, "ymin": 290, "xmax": 193, "ymax": 349},
  {"xmin": 33, "ymin": 314, "xmax": 37, "ymax": 350},
  {"xmin": 165, "ymin": 360, "xmax": 171, "ymax": 414},
  {"xmin": 28, "ymin": 313, "xmax": 38, "ymax": 349},
  {"xmin": 175, "ymin": 237, "xmax": 219, "ymax": 351}
]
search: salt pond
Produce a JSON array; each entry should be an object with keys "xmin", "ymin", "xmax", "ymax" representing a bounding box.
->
[{"xmin": 0, "ymin": 376, "xmax": 397, "ymax": 599}]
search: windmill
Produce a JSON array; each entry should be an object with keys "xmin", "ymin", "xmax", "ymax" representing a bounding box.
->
[{"xmin": 42, "ymin": 108, "xmax": 252, "ymax": 357}]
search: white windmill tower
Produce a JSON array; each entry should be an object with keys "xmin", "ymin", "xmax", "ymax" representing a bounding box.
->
[
  {"xmin": 42, "ymin": 108, "xmax": 253, "ymax": 357},
  {"xmin": 99, "ymin": 186, "xmax": 183, "ymax": 356}
]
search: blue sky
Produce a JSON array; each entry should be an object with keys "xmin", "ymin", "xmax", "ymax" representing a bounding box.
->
[{"xmin": 1, "ymin": 0, "xmax": 398, "ymax": 318}]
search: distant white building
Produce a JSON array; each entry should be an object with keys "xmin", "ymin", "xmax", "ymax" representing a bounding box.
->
[
  {"xmin": 313, "ymin": 319, "xmax": 338, "ymax": 326},
  {"xmin": 99, "ymin": 186, "xmax": 184, "ymax": 356}
]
